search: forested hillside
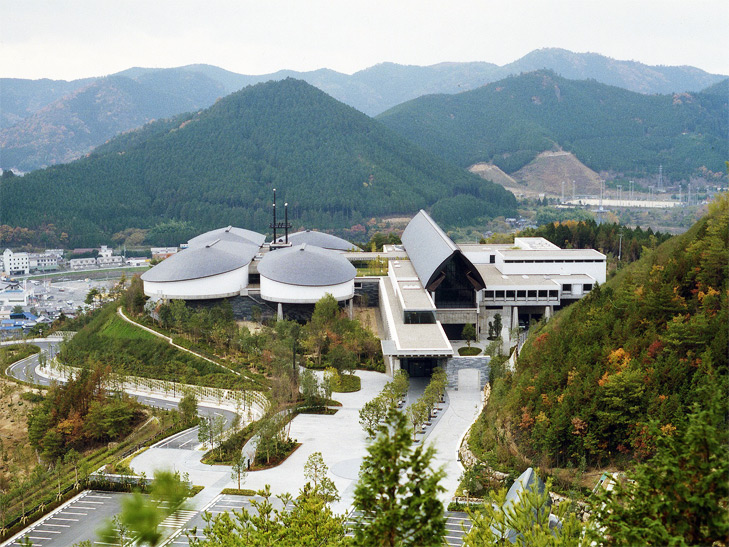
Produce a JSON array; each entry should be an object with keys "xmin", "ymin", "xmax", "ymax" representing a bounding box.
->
[
  {"xmin": 377, "ymin": 71, "xmax": 728, "ymax": 182},
  {"xmin": 0, "ymin": 78, "xmax": 516, "ymax": 246},
  {"xmin": 0, "ymin": 73, "xmax": 227, "ymax": 172},
  {"xmin": 481, "ymin": 194, "xmax": 728, "ymax": 469}
]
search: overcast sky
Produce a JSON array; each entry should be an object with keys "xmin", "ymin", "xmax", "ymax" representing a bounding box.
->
[{"xmin": 2, "ymin": 0, "xmax": 728, "ymax": 80}]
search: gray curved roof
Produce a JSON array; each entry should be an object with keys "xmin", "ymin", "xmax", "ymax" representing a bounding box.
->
[
  {"xmin": 142, "ymin": 238, "xmax": 259, "ymax": 282},
  {"xmin": 275, "ymin": 230, "xmax": 357, "ymax": 251},
  {"xmin": 188, "ymin": 226, "xmax": 266, "ymax": 248},
  {"xmin": 258, "ymin": 244, "xmax": 356, "ymax": 286},
  {"xmin": 402, "ymin": 210, "xmax": 484, "ymax": 290}
]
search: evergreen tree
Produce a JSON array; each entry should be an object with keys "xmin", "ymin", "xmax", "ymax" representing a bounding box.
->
[
  {"xmin": 352, "ymin": 409, "xmax": 446, "ymax": 546},
  {"xmin": 464, "ymin": 473, "xmax": 587, "ymax": 546},
  {"xmin": 589, "ymin": 382, "xmax": 729, "ymax": 546}
]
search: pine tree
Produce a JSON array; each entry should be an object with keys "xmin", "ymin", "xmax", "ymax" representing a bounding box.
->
[
  {"xmin": 352, "ymin": 409, "xmax": 446, "ymax": 546},
  {"xmin": 589, "ymin": 381, "xmax": 729, "ymax": 545}
]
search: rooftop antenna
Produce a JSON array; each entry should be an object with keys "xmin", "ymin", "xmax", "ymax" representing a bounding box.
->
[
  {"xmin": 272, "ymin": 189, "xmax": 278, "ymax": 242},
  {"xmin": 285, "ymin": 203, "xmax": 289, "ymax": 244},
  {"xmin": 269, "ymin": 189, "xmax": 292, "ymax": 247}
]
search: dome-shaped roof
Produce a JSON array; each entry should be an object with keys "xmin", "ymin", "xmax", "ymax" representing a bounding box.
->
[
  {"xmin": 188, "ymin": 226, "xmax": 266, "ymax": 248},
  {"xmin": 276, "ymin": 230, "xmax": 357, "ymax": 252},
  {"xmin": 142, "ymin": 239, "xmax": 258, "ymax": 282},
  {"xmin": 258, "ymin": 244, "xmax": 356, "ymax": 286}
]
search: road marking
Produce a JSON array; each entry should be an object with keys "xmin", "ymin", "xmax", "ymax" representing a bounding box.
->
[
  {"xmin": 49, "ymin": 517, "xmax": 79, "ymax": 521},
  {"xmin": 42, "ymin": 523, "xmax": 70, "ymax": 527}
]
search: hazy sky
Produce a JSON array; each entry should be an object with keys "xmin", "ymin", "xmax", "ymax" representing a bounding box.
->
[{"xmin": 2, "ymin": 0, "xmax": 728, "ymax": 80}]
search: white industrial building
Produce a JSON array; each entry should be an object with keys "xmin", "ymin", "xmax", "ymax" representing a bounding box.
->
[{"xmin": 2, "ymin": 249, "xmax": 30, "ymax": 275}]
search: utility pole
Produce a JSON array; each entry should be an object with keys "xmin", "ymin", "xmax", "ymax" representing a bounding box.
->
[
  {"xmin": 618, "ymin": 231, "xmax": 623, "ymax": 263},
  {"xmin": 658, "ymin": 165, "xmax": 663, "ymax": 192}
]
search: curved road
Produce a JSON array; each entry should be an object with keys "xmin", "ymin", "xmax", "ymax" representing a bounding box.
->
[{"xmin": 3, "ymin": 339, "xmax": 237, "ymax": 449}]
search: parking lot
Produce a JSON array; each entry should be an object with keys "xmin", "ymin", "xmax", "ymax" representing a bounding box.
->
[
  {"xmin": 4, "ymin": 491, "xmax": 125, "ymax": 547},
  {"xmin": 27, "ymin": 277, "xmax": 119, "ymax": 317}
]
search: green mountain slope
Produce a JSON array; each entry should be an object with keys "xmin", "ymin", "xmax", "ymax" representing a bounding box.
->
[
  {"xmin": 377, "ymin": 70, "xmax": 728, "ymax": 181},
  {"xmin": 482, "ymin": 194, "xmax": 728, "ymax": 468},
  {"xmin": 0, "ymin": 78, "xmax": 516, "ymax": 246}
]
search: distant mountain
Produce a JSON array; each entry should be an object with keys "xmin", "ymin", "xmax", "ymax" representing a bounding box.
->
[
  {"xmin": 2, "ymin": 50, "xmax": 725, "ymax": 172},
  {"xmin": 376, "ymin": 70, "xmax": 728, "ymax": 182},
  {"xmin": 0, "ymin": 73, "xmax": 227, "ymax": 172},
  {"xmin": 0, "ymin": 79, "xmax": 517, "ymax": 247},
  {"xmin": 0, "ymin": 77, "xmax": 95, "ymax": 129},
  {"xmin": 502, "ymin": 48, "xmax": 725, "ymax": 95}
]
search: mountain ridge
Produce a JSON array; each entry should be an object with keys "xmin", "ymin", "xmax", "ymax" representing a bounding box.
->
[
  {"xmin": 2, "ymin": 49, "xmax": 726, "ymax": 172},
  {"xmin": 0, "ymin": 78, "xmax": 517, "ymax": 247},
  {"xmin": 376, "ymin": 70, "xmax": 728, "ymax": 182}
]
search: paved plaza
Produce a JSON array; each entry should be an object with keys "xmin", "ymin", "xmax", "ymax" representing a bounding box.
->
[{"xmin": 3, "ymin": 366, "xmax": 485, "ymax": 545}]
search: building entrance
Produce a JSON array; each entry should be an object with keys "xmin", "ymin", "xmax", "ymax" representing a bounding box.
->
[{"xmin": 400, "ymin": 358, "xmax": 438, "ymax": 377}]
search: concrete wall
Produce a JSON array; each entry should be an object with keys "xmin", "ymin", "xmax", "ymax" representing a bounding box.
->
[
  {"xmin": 436, "ymin": 308, "xmax": 478, "ymax": 325},
  {"xmin": 444, "ymin": 356, "xmax": 490, "ymax": 390},
  {"xmin": 354, "ymin": 277, "xmax": 380, "ymax": 308}
]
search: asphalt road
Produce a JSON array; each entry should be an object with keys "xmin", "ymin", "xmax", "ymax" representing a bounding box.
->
[{"xmin": 4, "ymin": 341, "xmax": 237, "ymax": 447}]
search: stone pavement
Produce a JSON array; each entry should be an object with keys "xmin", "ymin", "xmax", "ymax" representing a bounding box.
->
[{"xmin": 129, "ymin": 368, "xmax": 485, "ymax": 515}]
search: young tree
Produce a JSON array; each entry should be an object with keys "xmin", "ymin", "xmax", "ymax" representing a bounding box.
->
[
  {"xmin": 99, "ymin": 470, "xmax": 190, "ymax": 547},
  {"xmin": 303, "ymin": 451, "xmax": 339, "ymax": 502},
  {"xmin": 188, "ymin": 485, "xmax": 348, "ymax": 546},
  {"xmin": 407, "ymin": 399, "xmax": 427, "ymax": 441},
  {"xmin": 210, "ymin": 414, "xmax": 227, "ymax": 459},
  {"xmin": 359, "ymin": 395, "xmax": 388, "ymax": 438},
  {"xmin": 464, "ymin": 472, "xmax": 587, "ymax": 546},
  {"xmin": 231, "ymin": 452, "xmax": 248, "ymax": 490},
  {"xmin": 63, "ymin": 448, "xmax": 81, "ymax": 488},
  {"xmin": 352, "ymin": 409, "xmax": 446, "ymax": 546},
  {"xmin": 197, "ymin": 416, "xmax": 211, "ymax": 449},
  {"xmin": 178, "ymin": 392, "xmax": 198, "ymax": 425},
  {"xmin": 300, "ymin": 368, "xmax": 321, "ymax": 408},
  {"xmin": 462, "ymin": 323, "xmax": 477, "ymax": 347}
]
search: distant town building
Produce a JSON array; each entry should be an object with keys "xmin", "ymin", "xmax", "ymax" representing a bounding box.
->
[
  {"xmin": 0, "ymin": 280, "xmax": 28, "ymax": 307},
  {"xmin": 2, "ymin": 249, "xmax": 30, "ymax": 275},
  {"xmin": 150, "ymin": 247, "xmax": 178, "ymax": 260},
  {"xmin": 99, "ymin": 245, "xmax": 114, "ymax": 258},
  {"xmin": 126, "ymin": 257, "xmax": 150, "ymax": 267},
  {"xmin": 28, "ymin": 253, "xmax": 59, "ymax": 272},
  {"xmin": 69, "ymin": 257, "xmax": 98, "ymax": 270},
  {"xmin": 97, "ymin": 255, "xmax": 124, "ymax": 268}
]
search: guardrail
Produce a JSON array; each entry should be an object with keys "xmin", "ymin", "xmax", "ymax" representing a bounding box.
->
[{"xmin": 39, "ymin": 360, "xmax": 269, "ymax": 418}]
